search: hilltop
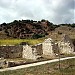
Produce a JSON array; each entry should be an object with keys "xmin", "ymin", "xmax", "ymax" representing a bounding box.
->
[
  {"xmin": 0, "ymin": 19, "xmax": 57, "ymax": 39},
  {"xmin": 0, "ymin": 19, "xmax": 75, "ymax": 39}
]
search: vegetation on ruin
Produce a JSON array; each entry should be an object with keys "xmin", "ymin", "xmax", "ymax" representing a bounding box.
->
[{"xmin": 0, "ymin": 58, "xmax": 75, "ymax": 75}]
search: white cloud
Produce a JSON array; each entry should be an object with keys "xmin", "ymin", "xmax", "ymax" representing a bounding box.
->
[{"xmin": 0, "ymin": 0, "xmax": 75, "ymax": 24}]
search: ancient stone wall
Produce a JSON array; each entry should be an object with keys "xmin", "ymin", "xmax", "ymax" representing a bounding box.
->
[
  {"xmin": 0, "ymin": 36, "xmax": 74, "ymax": 60},
  {"xmin": 33, "ymin": 43, "xmax": 43, "ymax": 55},
  {"xmin": 0, "ymin": 45, "xmax": 23, "ymax": 58},
  {"xmin": 22, "ymin": 45, "xmax": 37, "ymax": 60},
  {"xmin": 42, "ymin": 38, "xmax": 56, "ymax": 56},
  {"xmin": 58, "ymin": 34, "xmax": 74, "ymax": 54},
  {"xmin": 22, "ymin": 44, "xmax": 42, "ymax": 60}
]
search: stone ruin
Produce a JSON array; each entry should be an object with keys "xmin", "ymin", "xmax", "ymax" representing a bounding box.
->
[
  {"xmin": 0, "ymin": 45, "xmax": 23, "ymax": 58},
  {"xmin": 0, "ymin": 34, "xmax": 74, "ymax": 61},
  {"xmin": 42, "ymin": 38, "xmax": 55, "ymax": 56},
  {"xmin": 0, "ymin": 44, "xmax": 43, "ymax": 60},
  {"xmin": 58, "ymin": 34, "xmax": 74, "ymax": 54},
  {"xmin": 22, "ymin": 43, "xmax": 42, "ymax": 60},
  {"xmin": 0, "ymin": 58, "xmax": 7, "ymax": 69}
]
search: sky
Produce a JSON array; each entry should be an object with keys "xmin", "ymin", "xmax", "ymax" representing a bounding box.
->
[{"xmin": 0, "ymin": 0, "xmax": 75, "ymax": 24}]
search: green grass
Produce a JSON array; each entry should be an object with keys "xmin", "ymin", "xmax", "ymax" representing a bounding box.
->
[
  {"xmin": 0, "ymin": 39, "xmax": 44, "ymax": 45},
  {"xmin": 0, "ymin": 58, "xmax": 75, "ymax": 75}
]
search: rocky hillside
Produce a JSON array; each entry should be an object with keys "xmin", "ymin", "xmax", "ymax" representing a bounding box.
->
[
  {"xmin": 0, "ymin": 19, "xmax": 75, "ymax": 39},
  {"xmin": 48, "ymin": 25, "xmax": 75, "ymax": 41},
  {"xmin": 0, "ymin": 20, "xmax": 57, "ymax": 39}
]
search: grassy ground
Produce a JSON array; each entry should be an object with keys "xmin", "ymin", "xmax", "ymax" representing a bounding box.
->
[
  {"xmin": 0, "ymin": 58, "xmax": 75, "ymax": 75},
  {"xmin": 0, "ymin": 39, "xmax": 44, "ymax": 45}
]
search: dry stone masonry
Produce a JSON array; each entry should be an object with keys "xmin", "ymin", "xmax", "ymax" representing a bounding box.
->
[
  {"xmin": 58, "ymin": 34, "xmax": 74, "ymax": 54},
  {"xmin": 0, "ymin": 34, "xmax": 75, "ymax": 60},
  {"xmin": 0, "ymin": 45, "xmax": 23, "ymax": 58},
  {"xmin": 42, "ymin": 38, "xmax": 55, "ymax": 56},
  {"xmin": 22, "ymin": 43, "xmax": 42, "ymax": 60}
]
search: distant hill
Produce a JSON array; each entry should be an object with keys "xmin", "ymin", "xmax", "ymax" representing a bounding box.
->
[
  {"xmin": 48, "ymin": 26, "xmax": 75, "ymax": 41},
  {"xmin": 0, "ymin": 19, "xmax": 75, "ymax": 39}
]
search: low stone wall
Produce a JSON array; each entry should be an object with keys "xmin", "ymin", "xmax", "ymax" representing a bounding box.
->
[
  {"xmin": 7, "ymin": 61, "xmax": 26, "ymax": 67},
  {"xmin": 0, "ymin": 45, "xmax": 23, "ymax": 58},
  {"xmin": 22, "ymin": 44, "xmax": 43, "ymax": 60},
  {"xmin": 33, "ymin": 43, "xmax": 43, "ymax": 55},
  {"xmin": 0, "ymin": 36, "xmax": 74, "ymax": 60}
]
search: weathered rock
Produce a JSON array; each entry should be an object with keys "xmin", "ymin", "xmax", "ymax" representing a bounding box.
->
[
  {"xmin": 58, "ymin": 34, "xmax": 74, "ymax": 54},
  {"xmin": 22, "ymin": 44, "xmax": 42, "ymax": 60},
  {"xmin": 42, "ymin": 38, "xmax": 56, "ymax": 56},
  {"xmin": 0, "ymin": 59, "xmax": 7, "ymax": 68}
]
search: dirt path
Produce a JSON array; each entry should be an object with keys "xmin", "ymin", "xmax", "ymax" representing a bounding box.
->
[{"xmin": 0, "ymin": 56, "xmax": 75, "ymax": 72}]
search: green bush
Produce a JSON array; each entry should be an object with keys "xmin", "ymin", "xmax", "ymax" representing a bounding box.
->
[{"xmin": 32, "ymin": 34, "xmax": 45, "ymax": 39}]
